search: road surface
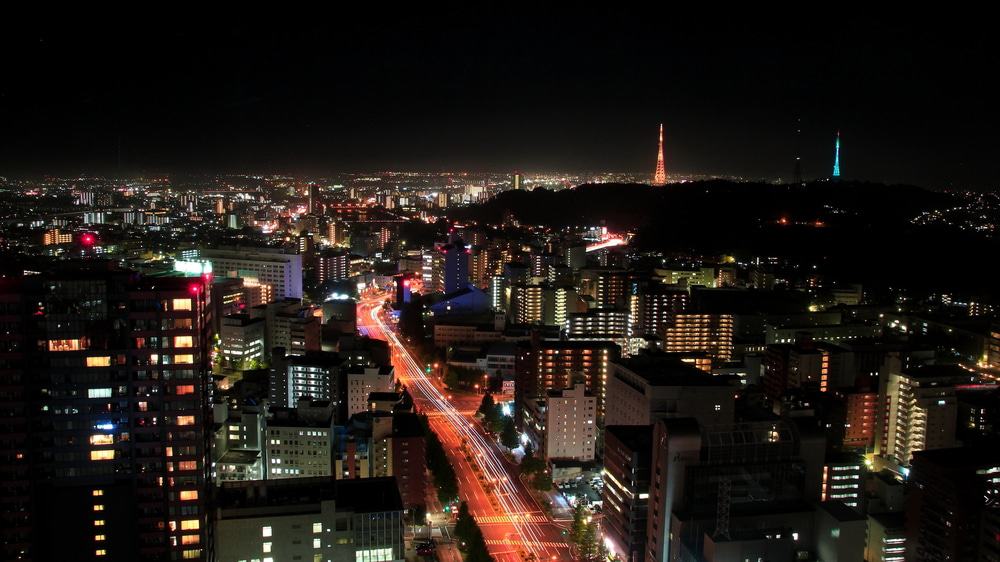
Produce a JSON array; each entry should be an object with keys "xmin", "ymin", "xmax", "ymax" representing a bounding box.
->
[{"xmin": 358, "ymin": 294, "xmax": 571, "ymax": 562}]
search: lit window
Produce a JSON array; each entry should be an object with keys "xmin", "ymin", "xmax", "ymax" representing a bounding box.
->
[
  {"xmin": 182, "ymin": 550, "xmax": 201, "ymax": 560},
  {"xmin": 181, "ymin": 535, "xmax": 200, "ymax": 545},
  {"xmin": 94, "ymin": 520, "xmax": 105, "ymax": 526},
  {"xmin": 176, "ymin": 416, "xmax": 196, "ymax": 426},
  {"xmin": 313, "ymin": 538, "xmax": 321, "ymax": 548},
  {"xmin": 313, "ymin": 523, "xmax": 322, "ymax": 533},
  {"xmin": 172, "ymin": 298, "xmax": 192, "ymax": 311},
  {"xmin": 88, "ymin": 388, "xmax": 112, "ymax": 399},
  {"xmin": 90, "ymin": 450, "xmax": 115, "ymax": 461},
  {"xmin": 87, "ymin": 356, "xmax": 112, "ymax": 367},
  {"xmin": 93, "ymin": 505, "xmax": 104, "ymax": 512},
  {"xmin": 92, "ymin": 489, "xmax": 104, "ymax": 497},
  {"xmin": 179, "ymin": 490, "xmax": 199, "ymax": 501},
  {"xmin": 177, "ymin": 461, "xmax": 198, "ymax": 471},
  {"xmin": 262, "ymin": 526, "xmax": 272, "ymax": 538},
  {"xmin": 174, "ymin": 336, "xmax": 194, "ymax": 348},
  {"xmin": 174, "ymin": 354, "xmax": 194, "ymax": 364},
  {"xmin": 180, "ymin": 519, "xmax": 199, "ymax": 531},
  {"xmin": 95, "ymin": 550, "xmax": 106, "ymax": 557},
  {"xmin": 95, "ymin": 535, "xmax": 106, "ymax": 541},
  {"xmin": 176, "ymin": 385, "xmax": 195, "ymax": 395},
  {"xmin": 263, "ymin": 542, "xmax": 272, "ymax": 553},
  {"xmin": 48, "ymin": 338, "xmax": 83, "ymax": 352},
  {"xmin": 90, "ymin": 434, "xmax": 114, "ymax": 446}
]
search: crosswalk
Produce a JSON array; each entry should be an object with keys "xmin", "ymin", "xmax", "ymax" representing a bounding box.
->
[
  {"xmin": 484, "ymin": 539, "xmax": 570, "ymax": 548},
  {"xmin": 475, "ymin": 514, "xmax": 548, "ymax": 524}
]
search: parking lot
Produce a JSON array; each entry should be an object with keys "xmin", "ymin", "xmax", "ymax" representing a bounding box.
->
[{"xmin": 556, "ymin": 472, "xmax": 604, "ymax": 510}]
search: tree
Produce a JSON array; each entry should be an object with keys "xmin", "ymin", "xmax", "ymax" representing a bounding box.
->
[
  {"xmin": 477, "ymin": 393, "xmax": 495, "ymax": 417},
  {"xmin": 500, "ymin": 417, "xmax": 519, "ymax": 449},
  {"xmin": 579, "ymin": 521, "xmax": 600, "ymax": 562},
  {"xmin": 571, "ymin": 503, "xmax": 588, "ymax": 546},
  {"xmin": 532, "ymin": 471, "xmax": 553, "ymax": 491},
  {"xmin": 521, "ymin": 445, "xmax": 545, "ymax": 476},
  {"xmin": 455, "ymin": 502, "xmax": 475, "ymax": 543}
]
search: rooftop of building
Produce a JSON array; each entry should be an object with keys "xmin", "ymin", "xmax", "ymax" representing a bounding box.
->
[
  {"xmin": 268, "ymin": 407, "xmax": 333, "ymax": 428},
  {"xmin": 346, "ymin": 364, "xmax": 394, "ymax": 376},
  {"xmin": 217, "ymin": 476, "xmax": 403, "ymax": 515},
  {"xmin": 219, "ymin": 449, "xmax": 261, "ymax": 464},
  {"xmin": 536, "ymin": 339, "xmax": 620, "ymax": 351},
  {"xmin": 604, "ymin": 425, "xmax": 654, "ymax": 452},
  {"xmin": 287, "ymin": 351, "xmax": 343, "ymax": 367},
  {"xmin": 614, "ymin": 353, "xmax": 729, "ymax": 387},
  {"xmin": 391, "ymin": 412, "xmax": 426, "ymax": 439},
  {"xmin": 818, "ymin": 500, "xmax": 866, "ymax": 522},
  {"xmin": 901, "ymin": 363, "xmax": 977, "ymax": 382},
  {"xmin": 911, "ymin": 443, "xmax": 1000, "ymax": 469}
]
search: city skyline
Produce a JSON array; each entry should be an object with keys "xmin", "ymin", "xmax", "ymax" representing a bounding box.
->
[
  {"xmin": 1, "ymin": 12, "xmax": 998, "ymax": 562},
  {"xmin": 1, "ymin": 14, "xmax": 996, "ymax": 188}
]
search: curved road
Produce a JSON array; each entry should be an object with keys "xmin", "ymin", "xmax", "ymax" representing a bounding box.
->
[{"xmin": 358, "ymin": 294, "xmax": 571, "ymax": 562}]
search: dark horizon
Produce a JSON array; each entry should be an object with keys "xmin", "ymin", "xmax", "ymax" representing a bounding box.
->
[{"xmin": 1, "ymin": 12, "xmax": 996, "ymax": 189}]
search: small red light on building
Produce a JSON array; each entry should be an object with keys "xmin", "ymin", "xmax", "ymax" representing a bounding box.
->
[
  {"xmin": 81, "ymin": 233, "xmax": 95, "ymax": 246},
  {"xmin": 188, "ymin": 283, "xmax": 201, "ymax": 295}
]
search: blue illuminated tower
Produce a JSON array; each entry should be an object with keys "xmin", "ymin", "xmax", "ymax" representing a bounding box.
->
[{"xmin": 832, "ymin": 130, "xmax": 841, "ymax": 179}]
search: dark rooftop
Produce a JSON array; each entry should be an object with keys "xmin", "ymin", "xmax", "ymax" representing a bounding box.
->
[
  {"xmin": 818, "ymin": 501, "xmax": 866, "ymax": 522},
  {"xmin": 217, "ymin": 476, "xmax": 403, "ymax": 514},
  {"xmin": 901, "ymin": 364, "xmax": 977, "ymax": 382},
  {"xmin": 615, "ymin": 353, "xmax": 728, "ymax": 387},
  {"xmin": 605, "ymin": 425, "xmax": 654, "ymax": 453},
  {"xmin": 218, "ymin": 449, "xmax": 261, "ymax": 464}
]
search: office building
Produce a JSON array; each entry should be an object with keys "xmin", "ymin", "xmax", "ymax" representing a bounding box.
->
[
  {"xmin": 523, "ymin": 384, "xmax": 597, "ymax": 462},
  {"xmin": 250, "ymin": 300, "xmax": 321, "ymax": 358},
  {"xmin": 346, "ymin": 366, "xmax": 396, "ymax": 418},
  {"xmin": 602, "ymin": 425, "xmax": 654, "ymax": 562},
  {"xmin": 196, "ymin": 247, "xmax": 303, "ymax": 300},
  {"xmin": 906, "ymin": 447, "xmax": 1000, "ymax": 561},
  {"xmin": 821, "ymin": 452, "xmax": 866, "ymax": 510},
  {"xmin": 0, "ymin": 269, "xmax": 213, "ymax": 562},
  {"xmin": 213, "ymin": 477, "xmax": 404, "ymax": 562},
  {"xmin": 604, "ymin": 354, "xmax": 736, "ymax": 427},
  {"xmin": 421, "ymin": 250, "xmax": 444, "ymax": 293},
  {"xmin": 644, "ymin": 418, "xmax": 826, "ymax": 562},
  {"xmin": 265, "ymin": 402, "xmax": 335, "ymax": 479},
  {"xmin": 440, "ymin": 238, "xmax": 469, "ymax": 294},
  {"xmin": 219, "ymin": 314, "xmax": 266, "ymax": 369}
]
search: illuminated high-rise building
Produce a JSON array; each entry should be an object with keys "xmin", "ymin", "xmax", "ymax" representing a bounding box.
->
[
  {"xmin": 441, "ymin": 239, "xmax": 469, "ymax": 294},
  {"xmin": 652, "ymin": 123, "xmax": 667, "ymax": 186},
  {"xmin": 662, "ymin": 313, "xmax": 734, "ymax": 364},
  {"xmin": 516, "ymin": 339, "xmax": 620, "ymax": 421},
  {"xmin": 832, "ymin": 130, "xmax": 841, "ymax": 179},
  {"xmin": 0, "ymin": 267, "xmax": 213, "ymax": 562}
]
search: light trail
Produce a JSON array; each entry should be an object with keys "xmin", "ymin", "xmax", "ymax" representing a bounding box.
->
[{"xmin": 360, "ymin": 297, "xmax": 566, "ymax": 561}]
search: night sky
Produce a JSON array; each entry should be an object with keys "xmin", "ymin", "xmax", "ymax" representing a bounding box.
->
[{"xmin": 0, "ymin": 12, "xmax": 995, "ymax": 188}]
